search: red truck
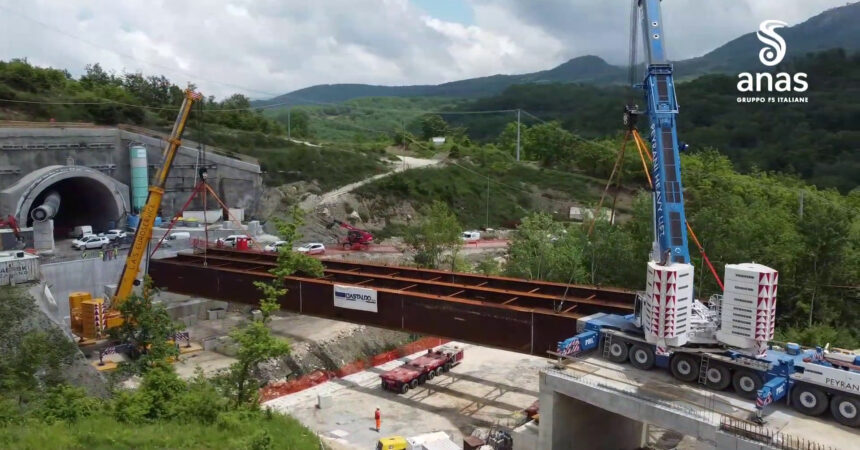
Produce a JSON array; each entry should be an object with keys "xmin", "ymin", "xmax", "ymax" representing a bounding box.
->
[{"xmin": 380, "ymin": 345, "xmax": 464, "ymax": 394}]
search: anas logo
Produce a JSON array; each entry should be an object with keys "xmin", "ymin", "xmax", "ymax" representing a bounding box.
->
[
  {"xmin": 737, "ymin": 20, "xmax": 808, "ymax": 104},
  {"xmin": 757, "ymin": 20, "xmax": 787, "ymax": 66}
]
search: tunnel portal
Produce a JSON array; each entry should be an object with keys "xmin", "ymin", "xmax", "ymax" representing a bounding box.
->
[
  {"xmin": 27, "ymin": 176, "xmax": 122, "ymax": 236},
  {"xmin": 0, "ymin": 165, "xmax": 130, "ymax": 239}
]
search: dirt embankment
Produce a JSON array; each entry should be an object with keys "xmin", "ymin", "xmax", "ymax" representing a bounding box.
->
[{"xmin": 259, "ymin": 316, "xmax": 416, "ymax": 383}]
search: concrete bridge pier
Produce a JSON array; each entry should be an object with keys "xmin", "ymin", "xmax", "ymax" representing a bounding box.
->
[{"xmin": 539, "ymin": 380, "xmax": 644, "ymax": 449}]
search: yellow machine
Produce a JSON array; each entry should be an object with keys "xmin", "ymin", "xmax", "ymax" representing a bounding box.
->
[
  {"xmin": 376, "ymin": 436, "xmax": 408, "ymax": 450},
  {"xmin": 71, "ymin": 88, "xmax": 201, "ymax": 340}
]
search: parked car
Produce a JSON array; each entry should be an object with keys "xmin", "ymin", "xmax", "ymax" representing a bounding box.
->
[
  {"xmin": 216, "ymin": 234, "xmax": 247, "ymax": 247},
  {"xmin": 103, "ymin": 229, "xmax": 127, "ymax": 241},
  {"xmin": 296, "ymin": 243, "xmax": 325, "ymax": 255},
  {"xmin": 264, "ymin": 240, "xmax": 288, "ymax": 252},
  {"xmin": 72, "ymin": 235, "xmax": 110, "ymax": 250},
  {"xmin": 167, "ymin": 231, "xmax": 191, "ymax": 240}
]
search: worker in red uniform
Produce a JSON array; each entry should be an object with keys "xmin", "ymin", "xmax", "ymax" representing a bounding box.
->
[{"xmin": 374, "ymin": 408, "xmax": 381, "ymax": 432}]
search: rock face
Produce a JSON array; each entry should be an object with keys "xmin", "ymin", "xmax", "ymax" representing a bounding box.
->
[{"xmin": 257, "ymin": 318, "xmax": 415, "ymax": 384}]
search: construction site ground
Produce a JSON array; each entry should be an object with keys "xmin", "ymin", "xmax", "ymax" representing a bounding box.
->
[{"xmin": 264, "ymin": 342, "xmax": 544, "ymax": 449}]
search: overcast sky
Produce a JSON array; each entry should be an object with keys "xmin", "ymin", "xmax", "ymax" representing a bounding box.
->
[{"xmin": 0, "ymin": 0, "xmax": 850, "ymax": 99}]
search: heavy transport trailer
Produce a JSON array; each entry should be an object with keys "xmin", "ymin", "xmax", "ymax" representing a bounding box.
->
[
  {"xmin": 555, "ymin": 312, "xmax": 860, "ymax": 428},
  {"xmin": 380, "ymin": 345, "xmax": 464, "ymax": 394}
]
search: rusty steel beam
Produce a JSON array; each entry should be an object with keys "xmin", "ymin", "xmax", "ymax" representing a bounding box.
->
[{"xmin": 148, "ymin": 250, "xmax": 636, "ymax": 356}]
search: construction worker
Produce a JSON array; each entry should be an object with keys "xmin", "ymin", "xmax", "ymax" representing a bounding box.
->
[{"xmin": 374, "ymin": 408, "xmax": 381, "ymax": 432}]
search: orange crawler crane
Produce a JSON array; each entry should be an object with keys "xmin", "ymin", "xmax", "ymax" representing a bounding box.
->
[{"xmin": 71, "ymin": 88, "xmax": 202, "ymax": 341}]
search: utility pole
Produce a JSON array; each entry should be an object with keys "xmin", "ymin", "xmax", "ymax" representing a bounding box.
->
[
  {"xmin": 485, "ymin": 174, "xmax": 490, "ymax": 229},
  {"xmin": 516, "ymin": 109, "xmax": 521, "ymax": 161},
  {"xmin": 287, "ymin": 108, "xmax": 291, "ymax": 139}
]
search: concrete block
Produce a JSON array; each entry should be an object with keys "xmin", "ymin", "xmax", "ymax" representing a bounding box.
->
[
  {"xmin": 511, "ymin": 420, "xmax": 539, "ymax": 450},
  {"xmin": 251, "ymin": 309, "xmax": 263, "ymax": 321},
  {"xmin": 33, "ymin": 220, "xmax": 54, "ymax": 252},
  {"xmin": 202, "ymin": 337, "xmax": 219, "ymax": 352}
]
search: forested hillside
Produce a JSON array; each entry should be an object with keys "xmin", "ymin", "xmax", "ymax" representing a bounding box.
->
[{"xmin": 449, "ymin": 50, "xmax": 860, "ymax": 192}]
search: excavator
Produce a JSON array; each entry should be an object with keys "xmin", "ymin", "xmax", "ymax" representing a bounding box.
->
[
  {"xmin": 326, "ymin": 219, "xmax": 374, "ymax": 250},
  {"xmin": 0, "ymin": 214, "xmax": 24, "ymax": 248},
  {"xmin": 69, "ymin": 88, "xmax": 202, "ymax": 341}
]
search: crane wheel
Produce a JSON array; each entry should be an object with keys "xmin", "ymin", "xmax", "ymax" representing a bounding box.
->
[
  {"xmin": 704, "ymin": 365, "xmax": 731, "ymax": 391},
  {"xmin": 628, "ymin": 344, "xmax": 655, "ymax": 370},
  {"xmin": 670, "ymin": 353, "xmax": 699, "ymax": 382},
  {"xmin": 829, "ymin": 395, "xmax": 860, "ymax": 427},
  {"xmin": 435, "ymin": 368, "xmax": 443, "ymax": 377},
  {"xmin": 732, "ymin": 370, "xmax": 763, "ymax": 400},
  {"xmin": 410, "ymin": 379, "xmax": 419, "ymax": 389},
  {"xmin": 606, "ymin": 341, "xmax": 628, "ymax": 363},
  {"xmin": 790, "ymin": 384, "xmax": 829, "ymax": 416},
  {"xmin": 400, "ymin": 384, "xmax": 409, "ymax": 394},
  {"xmin": 427, "ymin": 371, "xmax": 435, "ymax": 380}
]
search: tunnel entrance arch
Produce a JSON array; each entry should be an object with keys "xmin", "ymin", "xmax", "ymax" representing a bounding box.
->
[{"xmin": 1, "ymin": 165, "xmax": 130, "ymax": 237}]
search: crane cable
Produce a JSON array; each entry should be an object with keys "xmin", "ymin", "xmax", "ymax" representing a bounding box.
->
[
  {"xmin": 629, "ymin": 129, "xmax": 724, "ymax": 289},
  {"xmin": 587, "ymin": 130, "xmax": 631, "ymax": 237}
]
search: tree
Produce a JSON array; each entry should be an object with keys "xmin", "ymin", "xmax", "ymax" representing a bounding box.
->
[
  {"xmin": 525, "ymin": 121, "xmax": 574, "ymax": 166},
  {"xmin": 110, "ymin": 277, "xmax": 181, "ymax": 374},
  {"xmin": 227, "ymin": 207, "xmax": 324, "ymax": 407},
  {"xmin": 405, "ymin": 201, "xmax": 462, "ymax": 270},
  {"xmin": 421, "ymin": 114, "xmax": 448, "ymax": 140},
  {"xmin": 289, "ymin": 109, "xmax": 312, "ymax": 138},
  {"xmin": 504, "ymin": 213, "xmax": 587, "ymax": 283}
]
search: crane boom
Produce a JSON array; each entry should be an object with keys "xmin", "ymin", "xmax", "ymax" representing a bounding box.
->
[
  {"xmin": 637, "ymin": 0, "xmax": 690, "ymax": 264},
  {"xmin": 113, "ymin": 89, "xmax": 201, "ymax": 304}
]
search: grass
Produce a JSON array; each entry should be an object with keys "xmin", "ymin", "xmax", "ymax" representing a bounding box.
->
[
  {"xmin": 0, "ymin": 412, "xmax": 320, "ymax": 450},
  {"xmin": 245, "ymin": 144, "xmax": 389, "ymax": 191},
  {"xmin": 356, "ymin": 161, "xmax": 604, "ymax": 228}
]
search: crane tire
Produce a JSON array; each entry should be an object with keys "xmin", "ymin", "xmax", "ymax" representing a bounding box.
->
[
  {"xmin": 704, "ymin": 365, "xmax": 731, "ymax": 391},
  {"xmin": 628, "ymin": 344, "xmax": 655, "ymax": 370},
  {"xmin": 410, "ymin": 379, "xmax": 419, "ymax": 389},
  {"xmin": 427, "ymin": 371, "xmax": 435, "ymax": 380},
  {"xmin": 732, "ymin": 370, "xmax": 763, "ymax": 399},
  {"xmin": 791, "ymin": 384, "xmax": 829, "ymax": 416},
  {"xmin": 829, "ymin": 395, "xmax": 860, "ymax": 427},
  {"xmin": 670, "ymin": 353, "xmax": 699, "ymax": 382},
  {"xmin": 606, "ymin": 341, "xmax": 629, "ymax": 363},
  {"xmin": 400, "ymin": 384, "xmax": 409, "ymax": 394}
]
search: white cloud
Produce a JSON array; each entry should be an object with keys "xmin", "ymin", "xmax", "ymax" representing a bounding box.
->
[{"xmin": 0, "ymin": 0, "xmax": 849, "ymax": 99}]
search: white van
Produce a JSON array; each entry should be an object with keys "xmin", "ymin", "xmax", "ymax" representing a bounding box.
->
[
  {"xmin": 70, "ymin": 225, "xmax": 93, "ymax": 239},
  {"xmin": 462, "ymin": 231, "xmax": 481, "ymax": 242},
  {"xmin": 167, "ymin": 232, "xmax": 191, "ymax": 240}
]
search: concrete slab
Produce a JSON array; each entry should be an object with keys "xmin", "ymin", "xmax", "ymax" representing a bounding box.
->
[
  {"xmin": 539, "ymin": 355, "xmax": 855, "ymax": 450},
  {"xmin": 264, "ymin": 343, "xmax": 545, "ymax": 449}
]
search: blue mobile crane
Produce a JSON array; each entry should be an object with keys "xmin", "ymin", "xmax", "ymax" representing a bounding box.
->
[{"xmin": 555, "ymin": 0, "xmax": 859, "ymax": 428}]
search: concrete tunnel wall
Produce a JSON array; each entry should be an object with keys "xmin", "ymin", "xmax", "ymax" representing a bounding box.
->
[
  {"xmin": 0, "ymin": 165, "xmax": 130, "ymax": 235},
  {"xmin": 0, "ymin": 126, "xmax": 262, "ymax": 220}
]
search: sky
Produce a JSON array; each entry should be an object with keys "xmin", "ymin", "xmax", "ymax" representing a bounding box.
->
[{"xmin": 0, "ymin": 0, "xmax": 850, "ymax": 99}]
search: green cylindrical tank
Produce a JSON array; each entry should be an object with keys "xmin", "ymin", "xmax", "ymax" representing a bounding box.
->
[{"xmin": 129, "ymin": 145, "xmax": 149, "ymax": 211}]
